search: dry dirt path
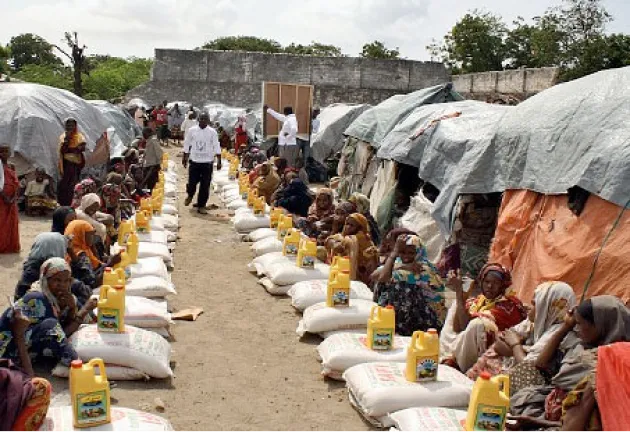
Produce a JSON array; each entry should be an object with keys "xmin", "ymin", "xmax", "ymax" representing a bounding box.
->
[{"xmin": 0, "ymin": 149, "xmax": 368, "ymax": 430}]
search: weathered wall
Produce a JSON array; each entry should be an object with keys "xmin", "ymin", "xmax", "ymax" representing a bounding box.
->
[
  {"xmin": 452, "ymin": 67, "xmax": 559, "ymax": 102},
  {"xmin": 126, "ymin": 49, "xmax": 450, "ymax": 108}
]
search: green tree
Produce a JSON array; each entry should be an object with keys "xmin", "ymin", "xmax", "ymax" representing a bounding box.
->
[
  {"xmin": 201, "ymin": 36, "xmax": 283, "ymax": 53},
  {"xmin": 8, "ymin": 33, "xmax": 61, "ymax": 71},
  {"xmin": 12, "ymin": 63, "xmax": 73, "ymax": 90},
  {"xmin": 284, "ymin": 42, "xmax": 343, "ymax": 57},
  {"xmin": 505, "ymin": 15, "xmax": 566, "ymax": 68},
  {"xmin": 52, "ymin": 31, "xmax": 89, "ymax": 96},
  {"xmin": 360, "ymin": 41, "xmax": 400, "ymax": 59},
  {"xmin": 0, "ymin": 44, "xmax": 10, "ymax": 75},
  {"xmin": 83, "ymin": 57, "xmax": 152, "ymax": 101}
]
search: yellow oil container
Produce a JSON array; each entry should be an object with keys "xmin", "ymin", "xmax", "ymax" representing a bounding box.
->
[
  {"xmin": 247, "ymin": 188, "xmax": 259, "ymax": 208},
  {"xmin": 151, "ymin": 196, "xmax": 162, "ymax": 216},
  {"xmin": 97, "ymin": 285, "xmax": 125, "ymax": 333},
  {"xmin": 102, "ymin": 267, "xmax": 126, "ymax": 287},
  {"xmin": 253, "ymin": 196, "xmax": 266, "ymax": 215},
  {"xmin": 117, "ymin": 220, "xmax": 135, "ymax": 246},
  {"xmin": 126, "ymin": 233, "xmax": 139, "ymax": 264},
  {"xmin": 113, "ymin": 248, "xmax": 132, "ymax": 280},
  {"xmin": 140, "ymin": 199, "xmax": 153, "ymax": 219},
  {"xmin": 367, "ymin": 305, "xmax": 395, "ymax": 351},
  {"xmin": 326, "ymin": 272, "xmax": 351, "ymax": 307},
  {"xmin": 465, "ymin": 373, "xmax": 510, "ymax": 431},
  {"xmin": 297, "ymin": 239, "xmax": 317, "ymax": 268},
  {"xmin": 239, "ymin": 178, "xmax": 248, "ymax": 198},
  {"xmin": 283, "ymin": 229, "xmax": 301, "ymax": 256},
  {"xmin": 329, "ymin": 256, "xmax": 351, "ymax": 282},
  {"xmin": 270, "ymin": 208, "xmax": 283, "ymax": 228},
  {"xmin": 405, "ymin": 329, "xmax": 439, "ymax": 382},
  {"xmin": 70, "ymin": 358, "xmax": 111, "ymax": 428},
  {"xmin": 277, "ymin": 214, "xmax": 293, "ymax": 240},
  {"xmin": 136, "ymin": 211, "xmax": 151, "ymax": 233}
]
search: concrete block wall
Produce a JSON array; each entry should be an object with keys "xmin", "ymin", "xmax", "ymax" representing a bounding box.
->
[
  {"xmin": 127, "ymin": 49, "xmax": 450, "ymax": 108},
  {"xmin": 452, "ymin": 67, "xmax": 560, "ymax": 99}
]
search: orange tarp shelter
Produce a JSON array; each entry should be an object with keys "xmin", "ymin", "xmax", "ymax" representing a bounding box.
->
[{"xmin": 489, "ymin": 189, "xmax": 630, "ymax": 304}]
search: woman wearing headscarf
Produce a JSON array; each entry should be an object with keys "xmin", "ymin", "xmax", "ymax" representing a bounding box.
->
[
  {"xmin": 70, "ymin": 178, "xmax": 97, "ymax": 209},
  {"xmin": 466, "ymin": 282, "xmax": 577, "ymax": 385},
  {"xmin": 275, "ymin": 178, "xmax": 313, "ymax": 218},
  {"xmin": 0, "ymin": 144, "xmax": 20, "ymax": 253},
  {"xmin": 234, "ymin": 116, "xmax": 248, "ymax": 152},
  {"xmin": 57, "ymin": 119, "xmax": 87, "ymax": 206},
  {"xmin": 101, "ymin": 172, "xmax": 123, "ymax": 226},
  {"xmin": 0, "ymin": 258, "xmax": 98, "ymax": 376},
  {"xmin": 508, "ymin": 296, "xmax": 630, "ymax": 430},
  {"xmin": 326, "ymin": 213, "xmax": 379, "ymax": 285},
  {"xmin": 373, "ymin": 233, "xmax": 446, "ymax": 335},
  {"xmin": 296, "ymin": 188, "xmax": 335, "ymax": 238},
  {"xmin": 252, "ymin": 161, "xmax": 281, "ymax": 204},
  {"xmin": 444, "ymin": 263, "xmax": 527, "ymax": 372},
  {"xmin": 348, "ymin": 192, "xmax": 381, "ymax": 245},
  {"xmin": 76, "ymin": 193, "xmax": 112, "ymax": 246},
  {"xmin": 51, "ymin": 206, "xmax": 76, "ymax": 234},
  {"xmin": 378, "ymin": 227, "xmax": 416, "ymax": 263}
]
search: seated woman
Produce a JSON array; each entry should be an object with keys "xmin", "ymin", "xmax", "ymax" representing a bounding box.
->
[
  {"xmin": 466, "ymin": 282, "xmax": 577, "ymax": 387},
  {"xmin": 508, "ymin": 296, "xmax": 630, "ymax": 430},
  {"xmin": 65, "ymin": 220, "xmax": 121, "ymax": 284},
  {"xmin": 14, "ymin": 232, "xmax": 95, "ymax": 304},
  {"xmin": 24, "ymin": 168, "xmax": 57, "ymax": 216},
  {"xmin": 373, "ymin": 233, "xmax": 446, "ymax": 335},
  {"xmin": 101, "ymin": 172, "xmax": 124, "ymax": 225},
  {"xmin": 252, "ymin": 161, "xmax": 281, "ymax": 205},
  {"xmin": 76, "ymin": 193, "xmax": 113, "ymax": 251},
  {"xmin": 444, "ymin": 264, "xmax": 527, "ymax": 372},
  {"xmin": 275, "ymin": 178, "xmax": 313, "ymax": 218},
  {"xmin": 70, "ymin": 178, "xmax": 97, "ymax": 209},
  {"xmin": 296, "ymin": 188, "xmax": 335, "ymax": 239},
  {"xmin": 0, "ymin": 359, "xmax": 52, "ymax": 431},
  {"xmin": 348, "ymin": 192, "xmax": 381, "ymax": 245},
  {"xmin": 378, "ymin": 227, "xmax": 415, "ymax": 262},
  {"xmin": 51, "ymin": 206, "xmax": 76, "ymax": 234},
  {"xmin": 325, "ymin": 213, "xmax": 378, "ymax": 285},
  {"xmin": 317, "ymin": 201, "xmax": 356, "ymax": 244},
  {"xmin": 0, "ymin": 258, "xmax": 98, "ymax": 376}
]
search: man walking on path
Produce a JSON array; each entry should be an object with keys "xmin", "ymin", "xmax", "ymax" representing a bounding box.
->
[
  {"xmin": 183, "ymin": 113, "xmax": 222, "ymax": 214},
  {"xmin": 265, "ymin": 105, "xmax": 299, "ymax": 167}
]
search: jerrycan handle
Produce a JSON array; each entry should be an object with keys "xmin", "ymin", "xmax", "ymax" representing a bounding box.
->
[
  {"xmin": 411, "ymin": 330, "xmax": 424, "ymax": 348},
  {"xmin": 494, "ymin": 374, "xmax": 510, "ymax": 398},
  {"xmin": 88, "ymin": 358, "xmax": 108, "ymax": 382},
  {"xmin": 369, "ymin": 305, "xmax": 379, "ymax": 320},
  {"xmin": 98, "ymin": 285, "xmax": 111, "ymax": 301}
]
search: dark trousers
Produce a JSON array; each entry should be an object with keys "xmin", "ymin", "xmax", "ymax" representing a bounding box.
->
[{"xmin": 187, "ymin": 161, "xmax": 213, "ymax": 207}]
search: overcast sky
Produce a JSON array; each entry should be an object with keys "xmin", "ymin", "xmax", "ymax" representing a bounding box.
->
[{"xmin": 2, "ymin": 0, "xmax": 629, "ymax": 61}]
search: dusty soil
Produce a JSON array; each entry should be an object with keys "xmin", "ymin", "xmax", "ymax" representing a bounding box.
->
[{"xmin": 0, "ymin": 148, "xmax": 369, "ymax": 430}]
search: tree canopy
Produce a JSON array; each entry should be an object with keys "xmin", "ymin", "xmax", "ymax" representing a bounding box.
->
[
  {"xmin": 360, "ymin": 41, "xmax": 400, "ymax": 59},
  {"xmin": 428, "ymin": 0, "xmax": 630, "ymax": 81},
  {"xmin": 8, "ymin": 33, "xmax": 61, "ymax": 71}
]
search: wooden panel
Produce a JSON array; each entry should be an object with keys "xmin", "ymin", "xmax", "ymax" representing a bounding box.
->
[
  {"xmin": 262, "ymin": 81, "xmax": 314, "ymax": 139},
  {"xmin": 296, "ymin": 86, "xmax": 313, "ymax": 136},
  {"xmin": 263, "ymin": 82, "xmax": 281, "ymax": 137}
]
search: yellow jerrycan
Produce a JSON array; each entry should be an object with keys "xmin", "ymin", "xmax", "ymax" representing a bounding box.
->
[
  {"xmin": 283, "ymin": 229, "xmax": 301, "ymax": 256},
  {"xmin": 405, "ymin": 329, "xmax": 439, "ymax": 382},
  {"xmin": 328, "ymin": 256, "xmax": 351, "ymax": 283},
  {"xmin": 126, "ymin": 233, "xmax": 140, "ymax": 264},
  {"xmin": 327, "ymin": 272, "xmax": 351, "ymax": 307},
  {"xmin": 367, "ymin": 305, "xmax": 396, "ymax": 351},
  {"xmin": 102, "ymin": 267, "xmax": 126, "ymax": 287},
  {"xmin": 239, "ymin": 178, "xmax": 248, "ymax": 198},
  {"xmin": 70, "ymin": 358, "xmax": 111, "ymax": 428},
  {"xmin": 253, "ymin": 196, "xmax": 266, "ymax": 216},
  {"xmin": 113, "ymin": 248, "xmax": 133, "ymax": 280},
  {"xmin": 97, "ymin": 285, "xmax": 125, "ymax": 333},
  {"xmin": 465, "ymin": 372, "xmax": 510, "ymax": 431},
  {"xmin": 277, "ymin": 214, "xmax": 293, "ymax": 240},
  {"xmin": 136, "ymin": 210, "xmax": 151, "ymax": 233},
  {"xmin": 117, "ymin": 220, "xmax": 135, "ymax": 246},
  {"xmin": 270, "ymin": 208, "xmax": 284, "ymax": 228},
  {"xmin": 297, "ymin": 238, "xmax": 317, "ymax": 269},
  {"xmin": 247, "ymin": 188, "xmax": 259, "ymax": 208},
  {"xmin": 140, "ymin": 199, "xmax": 153, "ymax": 219},
  {"xmin": 151, "ymin": 195, "xmax": 162, "ymax": 216}
]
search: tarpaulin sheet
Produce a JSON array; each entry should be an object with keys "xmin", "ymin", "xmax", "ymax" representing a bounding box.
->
[
  {"xmin": 0, "ymin": 83, "xmax": 109, "ymax": 180},
  {"xmin": 377, "ymin": 100, "xmax": 512, "ymax": 234},
  {"xmin": 343, "ymin": 83, "xmax": 463, "ymax": 147},
  {"xmin": 89, "ymin": 100, "xmax": 140, "ymax": 156},
  {"xmin": 489, "ymin": 189, "xmax": 630, "ymax": 304},
  {"xmin": 310, "ymin": 103, "xmax": 371, "ymax": 163},
  {"xmin": 495, "ymin": 66, "xmax": 630, "ymax": 209}
]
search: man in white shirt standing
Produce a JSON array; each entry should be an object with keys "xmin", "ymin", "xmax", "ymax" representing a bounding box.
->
[
  {"xmin": 182, "ymin": 112, "xmax": 222, "ymax": 214},
  {"xmin": 264, "ymin": 105, "xmax": 299, "ymax": 167}
]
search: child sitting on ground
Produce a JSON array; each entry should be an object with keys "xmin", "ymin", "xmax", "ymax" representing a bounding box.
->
[{"xmin": 24, "ymin": 168, "xmax": 57, "ymax": 216}]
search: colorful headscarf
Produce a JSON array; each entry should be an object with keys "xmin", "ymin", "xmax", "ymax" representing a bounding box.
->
[
  {"xmin": 393, "ymin": 235, "xmax": 442, "ymax": 285},
  {"xmin": 308, "ymin": 188, "xmax": 335, "ymax": 220},
  {"xmin": 348, "ymin": 193, "xmax": 370, "ymax": 214},
  {"xmin": 71, "ymin": 178, "xmax": 96, "ymax": 209},
  {"xmin": 39, "ymin": 257, "xmax": 71, "ymax": 312},
  {"xmin": 347, "ymin": 213, "xmax": 369, "ymax": 234},
  {"xmin": 477, "ymin": 263, "xmax": 512, "ymax": 291},
  {"xmin": 336, "ymin": 201, "xmax": 357, "ymax": 216},
  {"xmin": 65, "ymin": 220, "xmax": 101, "ymax": 268}
]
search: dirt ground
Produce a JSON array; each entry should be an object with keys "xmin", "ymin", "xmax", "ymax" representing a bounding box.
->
[{"xmin": 0, "ymin": 148, "xmax": 369, "ymax": 431}]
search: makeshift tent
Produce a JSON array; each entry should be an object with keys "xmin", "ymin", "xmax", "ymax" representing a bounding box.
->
[
  {"xmin": 0, "ymin": 83, "xmax": 109, "ymax": 180},
  {"xmin": 126, "ymin": 98, "xmax": 151, "ymax": 110},
  {"xmin": 310, "ymin": 103, "xmax": 371, "ymax": 164},
  {"xmin": 89, "ymin": 100, "xmax": 140, "ymax": 158}
]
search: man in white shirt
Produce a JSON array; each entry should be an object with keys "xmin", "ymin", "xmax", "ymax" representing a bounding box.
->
[
  {"xmin": 265, "ymin": 105, "xmax": 299, "ymax": 167},
  {"xmin": 183, "ymin": 113, "xmax": 222, "ymax": 214},
  {"xmin": 304, "ymin": 107, "xmax": 321, "ymax": 161},
  {"xmin": 181, "ymin": 112, "xmax": 198, "ymax": 138}
]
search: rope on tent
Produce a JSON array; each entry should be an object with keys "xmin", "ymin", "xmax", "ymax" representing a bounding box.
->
[{"xmin": 580, "ymin": 196, "xmax": 630, "ymax": 302}]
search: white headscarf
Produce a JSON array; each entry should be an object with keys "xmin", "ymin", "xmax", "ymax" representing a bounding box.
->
[{"xmin": 39, "ymin": 257, "xmax": 71, "ymax": 312}]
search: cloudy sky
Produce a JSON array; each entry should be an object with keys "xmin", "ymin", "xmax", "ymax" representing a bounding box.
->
[{"xmin": 2, "ymin": 0, "xmax": 629, "ymax": 61}]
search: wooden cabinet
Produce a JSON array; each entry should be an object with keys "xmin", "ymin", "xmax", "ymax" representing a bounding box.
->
[{"xmin": 262, "ymin": 82, "xmax": 314, "ymax": 139}]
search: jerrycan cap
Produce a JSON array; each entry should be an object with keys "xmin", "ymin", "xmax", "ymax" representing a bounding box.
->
[
  {"xmin": 479, "ymin": 371, "xmax": 492, "ymax": 380},
  {"xmin": 114, "ymin": 285, "xmax": 125, "ymax": 290},
  {"xmin": 104, "ymin": 267, "xmax": 113, "ymax": 273},
  {"xmin": 428, "ymin": 328, "xmax": 438, "ymax": 334},
  {"xmin": 71, "ymin": 359, "xmax": 84, "ymax": 368},
  {"xmin": 385, "ymin": 305, "xmax": 395, "ymax": 310}
]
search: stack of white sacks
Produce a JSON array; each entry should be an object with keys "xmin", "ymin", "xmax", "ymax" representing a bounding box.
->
[
  {"xmin": 217, "ymin": 159, "xmax": 473, "ymax": 431},
  {"xmin": 53, "ymin": 160, "xmax": 181, "ymax": 382}
]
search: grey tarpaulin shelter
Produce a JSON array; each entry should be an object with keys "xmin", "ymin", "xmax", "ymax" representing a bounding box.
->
[
  {"xmin": 377, "ymin": 100, "xmax": 512, "ymax": 234},
  {"xmin": 0, "ymin": 83, "xmax": 109, "ymax": 180},
  {"xmin": 89, "ymin": 100, "xmax": 141, "ymax": 158},
  {"xmin": 310, "ymin": 103, "xmax": 371, "ymax": 163},
  {"xmin": 495, "ymin": 66, "xmax": 630, "ymax": 209}
]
